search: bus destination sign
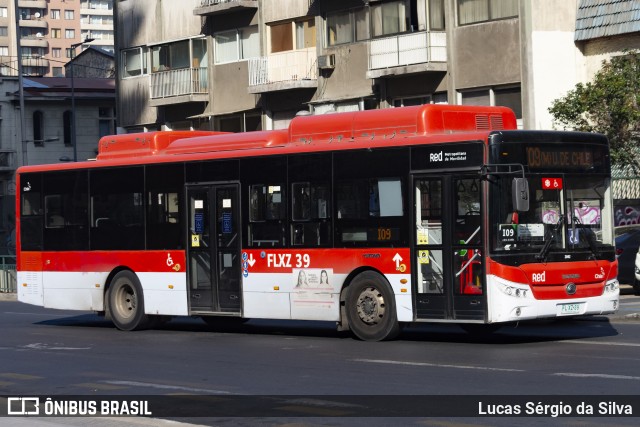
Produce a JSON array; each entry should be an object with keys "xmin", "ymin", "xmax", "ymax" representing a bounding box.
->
[{"xmin": 526, "ymin": 146, "xmax": 594, "ymax": 171}]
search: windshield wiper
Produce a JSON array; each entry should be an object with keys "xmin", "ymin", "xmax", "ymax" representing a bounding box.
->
[
  {"xmin": 572, "ymin": 214, "xmax": 600, "ymax": 259},
  {"xmin": 536, "ymin": 215, "xmax": 564, "ymax": 262}
]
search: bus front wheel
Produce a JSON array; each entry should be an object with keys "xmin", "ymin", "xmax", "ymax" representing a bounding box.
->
[
  {"xmin": 346, "ymin": 271, "xmax": 400, "ymax": 341},
  {"xmin": 107, "ymin": 270, "xmax": 149, "ymax": 331}
]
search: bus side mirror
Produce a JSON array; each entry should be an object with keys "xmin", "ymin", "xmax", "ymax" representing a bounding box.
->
[{"xmin": 512, "ymin": 178, "xmax": 529, "ymax": 212}]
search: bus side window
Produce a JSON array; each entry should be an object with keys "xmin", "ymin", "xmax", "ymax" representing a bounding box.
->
[
  {"xmin": 248, "ymin": 184, "xmax": 285, "ymax": 247},
  {"xmin": 291, "ymin": 182, "xmax": 330, "ymax": 246}
]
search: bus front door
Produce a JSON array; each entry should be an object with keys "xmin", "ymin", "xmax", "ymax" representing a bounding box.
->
[
  {"xmin": 413, "ymin": 176, "xmax": 485, "ymax": 321},
  {"xmin": 187, "ymin": 184, "xmax": 242, "ymax": 314}
]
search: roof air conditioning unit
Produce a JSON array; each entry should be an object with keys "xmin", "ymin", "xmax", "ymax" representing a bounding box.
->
[{"xmin": 318, "ymin": 54, "xmax": 335, "ymax": 70}]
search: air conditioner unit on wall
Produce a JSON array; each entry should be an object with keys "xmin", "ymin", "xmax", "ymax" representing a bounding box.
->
[{"xmin": 318, "ymin": 54, "xmax": 335, "ymax": 70}]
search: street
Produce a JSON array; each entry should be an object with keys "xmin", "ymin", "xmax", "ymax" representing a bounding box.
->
[{"xmin": 0, "ymin": 292, "xmax": 638, "ymax": 426}]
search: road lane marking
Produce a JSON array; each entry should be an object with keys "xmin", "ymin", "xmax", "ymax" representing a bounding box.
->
[
  {"xmin": 352, "ymin": 358, "xmax": 524, "ymax": 372},
  {"xmin": 561, "ymin": 340, "xmax": 640, "ymax": 347},
  {"xmin": 552, "ymin": 373, "xmax": 640, "ymax": 381},
  {"xmin": 102, "ymin": 380, "xmax": 234, "ymax": 394}
]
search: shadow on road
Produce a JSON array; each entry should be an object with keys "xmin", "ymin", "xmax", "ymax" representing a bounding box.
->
[{"xmin": 35, "ymin": 311, "xmax": 621, "ymax": 345}]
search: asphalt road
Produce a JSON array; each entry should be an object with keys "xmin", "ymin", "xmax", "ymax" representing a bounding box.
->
[{"xmin": 0, "ymin": 292, "xmax": 639, "ymax": 426}]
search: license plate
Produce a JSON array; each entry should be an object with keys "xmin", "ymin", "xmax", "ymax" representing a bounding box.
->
[{"xmin": 560, "ymin": 303, "xmax": 582, "ymax": 315}]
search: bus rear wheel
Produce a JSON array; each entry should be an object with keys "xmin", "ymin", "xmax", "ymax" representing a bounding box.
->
[
  {"xmin": 108, "ymin": 270, "xmax": 149, "ymax": 331},
  {"xmin": 346, "ymin": 271, "xmax": 400, "ymax": 341}
]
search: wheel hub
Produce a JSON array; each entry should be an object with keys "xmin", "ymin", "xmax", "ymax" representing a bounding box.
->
[{"xmin": 356, "ymin": 286, "xmax": 385, "ymax": 324}]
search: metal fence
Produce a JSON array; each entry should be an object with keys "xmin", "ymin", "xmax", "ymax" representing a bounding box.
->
[{"xmin": 0, "ymin": 255, "xmax": 16, "ymax": 293}]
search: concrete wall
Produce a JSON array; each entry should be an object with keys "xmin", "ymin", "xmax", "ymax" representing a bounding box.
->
[
  {"xmin": 581, "ymin": 34, "xmax": 640, "ymax": 80},
  {"xmin": 450, "ymin": 18, "xmax": 521, "ymax": 90},
  {"xmin": 261, "ymin": 0, "xmax": 312, "ymax": 23},
  {"xmin": 520, "ymin": 0, "xmax": 582, "ymax": 130},
  {"xmin": 117, "ymin": 0, "xmax": 203, "ymax": 47}
]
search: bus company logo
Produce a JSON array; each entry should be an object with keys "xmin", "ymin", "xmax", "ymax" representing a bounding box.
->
[
  {"xmin": 594, "ymin": 267, "xmax": 605, "ymax": 280},
  {"xmin": 7, "ymin": 397, "xmax": 40, "ymax": 415},
  {"xmin": 429, "ymin": 151, "xmax": 443, "ymax": 162},
  {"xmin": 531, "ymin": 271, "xmax": 546, "ymax": 283}
]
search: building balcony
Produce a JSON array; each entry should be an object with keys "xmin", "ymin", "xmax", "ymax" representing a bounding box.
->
[
  {"xmin": 367, "ymin": 31, "xmax": 447, "ymax": 79},
  {"xmin": 19, "ymin": 19, "xmax": 48, "ymax": 29},
  {"xmin": 18, "ymin": 0, "xmax": 47, "ymax": 8},
  {"xmin": 194, "ymin": 0, "xmax": 258, "ymax": 16},
  {"xmin": 21, "ymin": 56, "xmax": 49, "ymax": 67},
  {"xmin": 0, "ymin": 150, "xmax": 16, "ymax": 172},
  {"xmin": 149, "ymin": 67, "xmax": 209, "ymax": 106},
  {"xmin": 81, "ymin": 23, "xmax": 114, "ymax": 31},
  {"xmin": 80, "ymin": 8, "xmax": 113, "ymax": 16},
  {"xmin": 248, "ymin": 48, "xmax": 318, "ymax": 94},
  {"xmin": 20, "ymin": 37, "xmax": 48, "ymax": 48}
]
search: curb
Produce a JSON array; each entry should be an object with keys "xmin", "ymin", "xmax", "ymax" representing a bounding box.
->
[{"xmin": 0, "ymin": 292, "xmax": 17, "ymax": 302}]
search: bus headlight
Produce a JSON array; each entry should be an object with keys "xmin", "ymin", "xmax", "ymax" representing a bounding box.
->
[
  {"xmin": 498, "ymin": 283, "xmax": 528, "ymax": 298},
  {"xmin": 603, "ymin": 280, "xmax": 619, "ymax": 294}
]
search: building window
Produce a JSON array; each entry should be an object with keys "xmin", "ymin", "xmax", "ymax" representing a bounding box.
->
[
  {"xmin": 63, "ymin": 111, "xmax": 72, "ymax": 146},
  {"xmin": 52, "ymin": 67, "xmax": 63, "ymax": 77},
  {"xmin": 326, "ymin": 8, "xmax": 368, "ymax": 46},
  {"xmin": 52, "ymin": 48, "xmax": 61, "ymax": 58},
  {"xmin": 66, "ymin": 48, "xmax": 73, "ymax": 58},
  {"xmin": 458, "ymin": 0, "xmax": 518, "ymax": 26},
  {"xmin": 121, "ymin": 46, "xmax": 148, "ymax": 77},
  {"xmin": 0, "ymin": 47, "xmax": 8, "ymax": 56},
  {"xmin": 0, "ymin": 8, "xmax": 7, "ymax": 18},
  {"xmin": 268, "ymin": 19, "xmax": 315, "ymax": 53},
  {"xmin": 33, "ymin": 111, "xmax": 44, "ymax": 145},
  {"xmin": 371, "ymin": 0, "xmax": 408, "ymax": 37},
  {"xmin": 0, "ymin": 27, "xmax": 8, "ymax": 37},
  {"xmin": 65, "ymin": 29, "xmax": 76, "ymax": 39},
  {"xmin": 51, "ymin": 9, "xmax": 60, "ymax": 19},
  {"xmin": 51, "ymin": 29, "xmax": 61, "ymax": 39},
  {"xmin": 64, "ymin": 10, "xmax": 75, "ymax": 20},
  {"xmin": 99, "ymin": 107, "xmax": 116, "ymax": 138},
  {"xmin": 215, "ymin": 112, "xmax": 262, "ymax": 132},
  {"xmin": 295, "ymin": 19, "xmax": 316, "ymax": 49},
  {"xmin": 429, "ymin": 0, "xmax": 446, "ymax": 30},
  {"xmin": 460, "ymin": 86, "xmax": 522, "ymax": 119},
  {"xmin": 151, "ymin": 40, "xmax": 190, "ymax": 71},
  {"xmin": 214, "ymin": 27, "xmax": 258, "ymax": 64}
]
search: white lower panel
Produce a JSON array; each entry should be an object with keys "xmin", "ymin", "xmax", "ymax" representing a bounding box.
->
[
  {"xmin": 20, "ymin": 271, "xmax": 188, "ymax": 316},
  {"xmin": 17, "ymin": 271, "xmax": 44, "ymax": 306},
  {"xmin": 243, "ymin": 292, "xmax": 291, "ymax": 319},
  {"xmin": 137, "ymin": 272, "xmax": 188, "ymax": 316},
  {"xmin": 487, "ymin": 275, "xmax": 619, "ymax": 323}
]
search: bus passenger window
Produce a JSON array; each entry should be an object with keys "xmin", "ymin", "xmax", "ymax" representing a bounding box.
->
[
  {"xmin": 248, "ymin": 184, "xmax": 286, "ymax": 247},
  {"xmin": 291, "ymin": 182, "xmax": 331, "ymax": 246}
]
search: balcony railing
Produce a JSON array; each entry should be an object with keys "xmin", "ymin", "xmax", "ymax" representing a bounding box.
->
[
  {"xmin": 248, "ymin": 48, "xmax": 317, "ymax": 93},
  {"xmin": 150, "ymin": 67, "xmax": 208, "ymax": 99},
  {"xmin": 195, "ymin": 0, "xmax": 258, "ymax": 16},
  {"xmin": 369, "ymin": 31, "xmax": 447, "ymax": 71}
]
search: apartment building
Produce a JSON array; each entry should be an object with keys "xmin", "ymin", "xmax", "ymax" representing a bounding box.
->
[
  {"xmin": 114, "ymin": 0, "xmax": 636, "ymax": 133},
  {"xmin": 0, "ymin": 0, "xmax": 113, "ymax": 78}
]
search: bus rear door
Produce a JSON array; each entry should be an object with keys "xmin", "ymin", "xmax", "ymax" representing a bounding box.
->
[{"xmin": 186, "ymin": 183, "xmax": 242, "ymax": 314}]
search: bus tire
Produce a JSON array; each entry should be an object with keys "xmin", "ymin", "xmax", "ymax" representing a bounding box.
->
[
  {"xmin": 345, "ymin": 271, "xmax": 400, "ymax": 341},
  {"xmin": 107, "ymin": 270, "xmax": 149, "ymax": 331}
]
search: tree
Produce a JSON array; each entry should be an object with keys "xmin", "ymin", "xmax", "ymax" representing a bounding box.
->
[{"xmin": 548, "ymin": 52, "xmax": 640, "ymax": 171}]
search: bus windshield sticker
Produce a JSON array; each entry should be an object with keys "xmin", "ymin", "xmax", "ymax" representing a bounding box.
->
[
  {"xmin": 222, "ymin": 212, "xmax": 232, "ymax": 233},
  {"xmin": 191, "ymin": 234, "xmax": 200, "ymax": 247},
  {"xmin": 223, "ymin": 198, "xmax": 231, "ymax": 208},
  {"xmin": 194, "ymin": 200, "xmax": 203, "ymax": 209}
]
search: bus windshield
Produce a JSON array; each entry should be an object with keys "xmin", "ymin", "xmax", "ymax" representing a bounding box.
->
[{"xmin": 489, "ymin": 140, "xmax": 615, "ymax": 258}]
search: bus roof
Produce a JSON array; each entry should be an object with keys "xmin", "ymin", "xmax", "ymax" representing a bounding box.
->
[{"xmin": 19, "ymin": 105, "xmax": 517, "ymax": 172}]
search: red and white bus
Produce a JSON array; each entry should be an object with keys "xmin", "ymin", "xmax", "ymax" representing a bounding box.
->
[{"xmin": 16, "ymin": 105, "xmax": 619, "ymax": 341}]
